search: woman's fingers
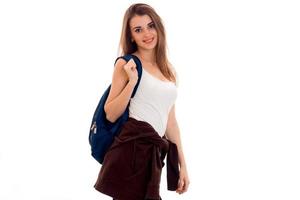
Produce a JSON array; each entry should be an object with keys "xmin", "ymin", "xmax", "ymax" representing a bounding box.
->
[
  {"xmin": 182, "ymin": 179, "xmax": 189, "ymax": 192},
  {"xmin": 176, "ymin": 177, "xmax": 190, "ymax": 194},
  {"xmin": 127, "ymin": 58, "xmax": 136, "ymax": 69},
  {"xmin": 123, "ymin": 58, "xmax": 138, "ymax": 81},
  {"xmin": 176, "ymin": 178, "xmax": 184, "ymax": 193}
]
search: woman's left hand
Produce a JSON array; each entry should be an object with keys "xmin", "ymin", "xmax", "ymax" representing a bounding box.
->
[{"xmin": 176, "ymin": 166, "xmax": 190, "ymax": 194}]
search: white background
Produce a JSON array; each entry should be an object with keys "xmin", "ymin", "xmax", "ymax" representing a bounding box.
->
[{"xmin": 1, "ymin": 0, "xmax": 300, "ymax": 199}]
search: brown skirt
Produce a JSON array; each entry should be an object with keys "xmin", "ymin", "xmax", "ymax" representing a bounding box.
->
[{"xmin": 93, "ymin": 117, "xmax": 179, "ymax": 200}]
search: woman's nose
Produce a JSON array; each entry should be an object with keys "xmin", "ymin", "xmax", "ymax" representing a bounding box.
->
[{"xmin": 144, "ymin": 28, "xmax": 152, "ymax": 36}]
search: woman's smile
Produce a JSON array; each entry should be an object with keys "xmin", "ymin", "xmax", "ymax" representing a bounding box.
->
[{"xmin": 143, "ymin": 37, "xmax": 154, "ymax": 44}]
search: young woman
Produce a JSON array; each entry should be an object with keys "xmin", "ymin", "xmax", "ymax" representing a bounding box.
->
[{"xmin": 94, "ymin": 3, "xmax": 189, "ymax": 200}]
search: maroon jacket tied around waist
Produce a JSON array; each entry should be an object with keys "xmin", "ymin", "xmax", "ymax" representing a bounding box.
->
[{"xmin": 94, "ymin": 117, "xmax": 179, "ymax": 200}]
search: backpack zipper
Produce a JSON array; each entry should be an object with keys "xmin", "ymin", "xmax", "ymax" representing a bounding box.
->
[{"xmin": 91, "ymin": 122, "xmax": 97, "ymax": 134}]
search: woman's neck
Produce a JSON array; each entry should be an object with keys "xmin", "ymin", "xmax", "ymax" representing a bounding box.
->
[{"xmin": 135, "ymin": 49, "xmax": 156, "ymax": 65}]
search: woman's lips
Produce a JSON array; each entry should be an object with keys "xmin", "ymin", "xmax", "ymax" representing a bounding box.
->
[{"xmin": 143, "ymin": 37, "xmax": 154, "ymax": 44}]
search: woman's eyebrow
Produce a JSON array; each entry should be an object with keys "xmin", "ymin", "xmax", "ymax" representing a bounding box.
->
[{"xmin": 132, "ymin": 21, "xmax": 154, "ymax": 30}]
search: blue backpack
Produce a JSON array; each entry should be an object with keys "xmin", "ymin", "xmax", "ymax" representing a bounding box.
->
[{"xmin": 89, "ymin": 54, "xmax": 143, "ymax": 164}]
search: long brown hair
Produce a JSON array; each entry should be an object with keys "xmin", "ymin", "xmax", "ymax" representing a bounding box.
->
[{"xmin": 118, "ymin": 3, "xmax": 177, "ymax": 83}]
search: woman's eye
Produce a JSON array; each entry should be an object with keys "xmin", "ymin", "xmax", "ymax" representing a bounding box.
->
[
  {"xmin": 135, "ymin": 28, "xmax": 141, "ymax": 33},
  {"xmin": 149, "ymin": 24, "xmax": 155, "ymax": 29}
]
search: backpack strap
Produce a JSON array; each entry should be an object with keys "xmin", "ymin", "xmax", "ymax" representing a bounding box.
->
[{"xmin": 113, "ymin": 54, "xmax": 143, "ymax": 98}]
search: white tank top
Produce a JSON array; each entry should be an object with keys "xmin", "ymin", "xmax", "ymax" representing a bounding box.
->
[{"xmin": 129, "ymin": 67, "xmax": 178, "ymax": 137}]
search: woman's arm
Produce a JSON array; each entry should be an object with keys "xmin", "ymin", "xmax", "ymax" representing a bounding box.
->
[
  {"xmin": 165, "ymin": 104, "xmax": 190, "ymax": 194},
  {"xmin": 165, "ymin": 104, "xmax": 186, "ymax": 168},
  {"xmin": 104, "ymin": 58, "xmax": 138, "ymax": 123}
]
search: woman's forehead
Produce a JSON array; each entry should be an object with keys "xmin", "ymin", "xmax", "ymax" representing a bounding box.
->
[{"xmin": 130, "ymin": 15, "xmax": 153, "ymax": 28}]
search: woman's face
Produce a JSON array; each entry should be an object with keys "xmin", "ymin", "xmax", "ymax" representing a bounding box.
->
[{"xmin": 129, "ymin": 14, "xmax": 158, "ymax": 51}]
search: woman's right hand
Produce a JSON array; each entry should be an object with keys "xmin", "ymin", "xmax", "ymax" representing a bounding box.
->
[{"xmin": 123, "ymin": 58, "xmax": 138, "ymax": 84}]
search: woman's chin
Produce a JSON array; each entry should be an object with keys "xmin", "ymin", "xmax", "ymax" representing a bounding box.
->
[{"xmin": 140, "ymin": 43, "xmax": 157, "ymax": 50}]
